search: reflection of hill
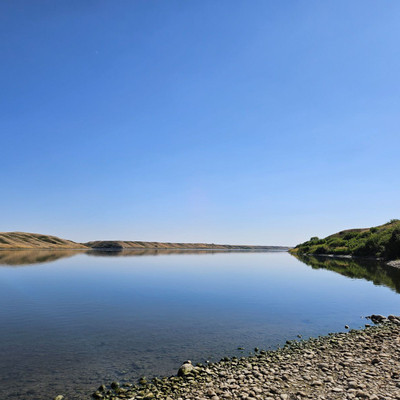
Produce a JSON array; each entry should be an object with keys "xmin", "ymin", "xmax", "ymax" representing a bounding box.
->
[
  {"xmin": 293, "ymin": 254, "xmax": 400, "ymax": 294},
  {"xmin": 0, "ymin": 250, "xmax": 85, "ymax": 267},
  {"xmin": 0, "ymin": 248, "xmax": 282, "ymax": 266},
  {"xmin": 85, "ymin": 249, "xmax": 275, "ymax": 257}
]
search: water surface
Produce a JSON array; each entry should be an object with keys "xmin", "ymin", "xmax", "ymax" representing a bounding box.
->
[{"xmin": 0, "ymin": 250, "xmax": 400, "ymax": 399}]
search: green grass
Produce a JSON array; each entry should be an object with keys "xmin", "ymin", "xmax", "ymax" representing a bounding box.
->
[{"xmin": 290, "ymin": 219, "xmax": 400, "ymax": 260}]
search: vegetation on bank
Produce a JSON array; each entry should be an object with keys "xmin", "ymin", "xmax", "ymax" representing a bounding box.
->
[{"xmin": 290, "ymin": 219, "xmax": 400, "ymax": 260}]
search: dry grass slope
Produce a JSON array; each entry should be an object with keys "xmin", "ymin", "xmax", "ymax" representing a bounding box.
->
[
  {"xmin": 0, "ymin": 232, "xmax": 289, "ymax": 251},
  {"xmin": 0, "ymin": 232, "xmax": 88, "ymax": 249},
  {"xmin": 84, "ymin": 240, "xmax": 286, "ymax": 250}
]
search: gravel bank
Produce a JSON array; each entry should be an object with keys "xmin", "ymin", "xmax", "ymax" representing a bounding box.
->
[{"xmin": 87, "ymin": 318, "xmax": 400, "ymax": 400}]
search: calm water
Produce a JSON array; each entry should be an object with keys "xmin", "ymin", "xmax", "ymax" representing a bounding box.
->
[{"xmin": 1, "ymin": 250, "xmax": 400, "ymax": 400}]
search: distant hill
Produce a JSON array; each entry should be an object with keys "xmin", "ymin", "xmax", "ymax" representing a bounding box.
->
[
  {"xmin": 290, "ymin": 220, "xmax": 400, "ymax": 260},
  {"xmin": 0, "ymin": 232, "xmax": 86, "ymax": 249},
  {"xmin": 0, "ymin": 231, "xmax": 289, "ymax": 251},
  {"xmin": 84, "ymin": 240, "xmax": 287, "ymax": 251}
]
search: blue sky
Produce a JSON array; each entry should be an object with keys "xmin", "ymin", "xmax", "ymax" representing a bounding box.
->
[{"xmin": 1, "ymin": 1, "xmax": 399, "ymax": 246}]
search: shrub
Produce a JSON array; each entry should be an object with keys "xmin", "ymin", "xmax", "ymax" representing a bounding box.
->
[
  {"xmin": 343, "ymin": 232, "xmax": 358, "ymax": 240},
  {"xmin": 360, "ymin": 231, "xmax": 371, "ymax": 238},
  {"xmin": 331, "ymin": 247, "xmax": 349, "ymax": 255},
  {"xmin": 353, "ymin": 237, "xmax": 382, "ymax": 257},
  {"xmin": 327, "ymin": 238, "xmax": 346, "ymax": 248},
  {"xmin": 384, "ymin": 228, "xmax": 400, "ymax": 259},
  {"xmin": 313, "ymin": 245, "xmax": 328, "ymax": 254}
]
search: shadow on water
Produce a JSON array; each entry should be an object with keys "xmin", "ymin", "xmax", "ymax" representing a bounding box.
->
[{"xmin": 293, "ymin": 253, "xmax": 400, "ymax": 294}]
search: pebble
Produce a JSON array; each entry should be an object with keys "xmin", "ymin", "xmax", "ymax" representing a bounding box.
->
[{"xmin": 93, "ymin": 318, "xmax": 400, "ymax": 400}]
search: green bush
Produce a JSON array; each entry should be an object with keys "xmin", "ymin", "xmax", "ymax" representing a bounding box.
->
[
  {"xmin": 343, "ymin": 232, "xmax": 358, "ymax": 240},
  {"xmin": 360, "ymin": 231, "xmax": 371, "ymax": 238},
  {"xmin": 313, "ymin": 245, "xmax": 328, "ymax": 254},
  {"xmin": 293, "ymin": 220, "xmax": 400, "ymax": 259},
  {"xmin": 384, "ymin": 228, "xmax": 400, "ymax": 259},
  {"xmin": 331, "ymin": 247, "xmax": 349, "ymax": 255},
  {"xmin": 327, "ymin": 238, "xmax": 346, "ymax": 248},
  {"xmin": 353, "ymin": 237, "xmax": 382, "ymax": 257}
]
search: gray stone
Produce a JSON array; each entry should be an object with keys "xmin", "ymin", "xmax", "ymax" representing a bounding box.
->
[
  {"xmin": 110, "ymin": 381, "xmax": 119, "ymax": 389},
  {"xmin": 178, "ymin": 360, "xmax": 195, "ymax": 376}
]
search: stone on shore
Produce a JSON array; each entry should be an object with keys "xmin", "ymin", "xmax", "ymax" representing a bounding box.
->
[
  {"xmin": 177, "ymin": 360, "xmax": 194, "ymax": 376},
  {"xmin": 98, "ymin": 318, "xmax": 400, "ymax": 400}
]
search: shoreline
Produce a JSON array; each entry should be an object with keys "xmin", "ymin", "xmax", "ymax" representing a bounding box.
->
[{"xmin": 83, "ymin": 318, "xmax": 400, "ymax": 400}]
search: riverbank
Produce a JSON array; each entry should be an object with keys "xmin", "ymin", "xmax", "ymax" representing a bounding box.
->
[
  {"xmin": 87, "ymin": 318, "xmax": 400, "ymax": 400},
  {"xmin": 290, "ymin": 219, "xmax": 400, "ymax": 261}
]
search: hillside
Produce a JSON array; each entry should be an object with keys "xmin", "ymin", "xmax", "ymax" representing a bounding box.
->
[
  {"xmin": 0, "ymin": 232, "xmax": 87, "ymax": 249},
  {"xmin": 290, "ymin": 219, "xmax": 400, "ymax": 260},
  {"xmin": 0, "ymin": 232, "xmax": 289, "ymax": 251},
  {"xmin": 84, "ymin": 240, "xmax": 287, "ymax": 251}
]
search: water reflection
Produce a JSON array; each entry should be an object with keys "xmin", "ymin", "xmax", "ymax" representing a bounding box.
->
[
  {"xmin": 86, "ymin": 248, "xmax": 279, "ymax": 257},
  {"xmin": 1, "ymin": 251, "xmax": 400, "ymax": 400},
  {"xmin": 0, "ymin": 248, "xmax": 285, "ymax": 266},
  {"xmin": 293, "ymin": 254, "xmax": 400, "ymax": 294},
  {"xmin": 0, "ymin": 249, "xmax": 85, "ymax": 266}
]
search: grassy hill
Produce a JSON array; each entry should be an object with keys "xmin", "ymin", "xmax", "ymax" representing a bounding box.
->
[
  {"xmin": 84, "ymin": 240, "xmax": 286, "ymax": 250},
  {"xmin": 0, "ymin": 232, "xmax": 288, "ymax": 251},
  {"xmin": 290, "ymin": 219, "xmax": 400, "ymax": 260},
  {"xmin": 0, "ymin": 232, "xmax": 87, "ymax": 249}
]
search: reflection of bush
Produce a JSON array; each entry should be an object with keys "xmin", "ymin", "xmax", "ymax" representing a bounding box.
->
[
  {"xmin": 292, "ymin": 220, "xmax": 400, "ymax": 260},
  {"xmin": 293, "ymin": 254, "xmax": 400, "ymax": 294}
]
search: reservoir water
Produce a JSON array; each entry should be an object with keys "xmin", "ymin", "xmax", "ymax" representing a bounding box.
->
[{"xmin": 1, "ymin": 250, "xmax": 400, "ymax": 400}]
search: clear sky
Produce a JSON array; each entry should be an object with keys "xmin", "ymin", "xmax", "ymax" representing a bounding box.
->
[{"xmin": 1, "ymin": 1, "xmax": 399, "ymax": 246}]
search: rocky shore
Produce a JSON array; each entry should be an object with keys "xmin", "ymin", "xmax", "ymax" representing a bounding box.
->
[
  {"xmin": 83, "ymin": 317, "xmax": 400, "ymax": 400},
  {"xmin": 387, "ymin": 260, "xmax": 400, "ymax": 269}
]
